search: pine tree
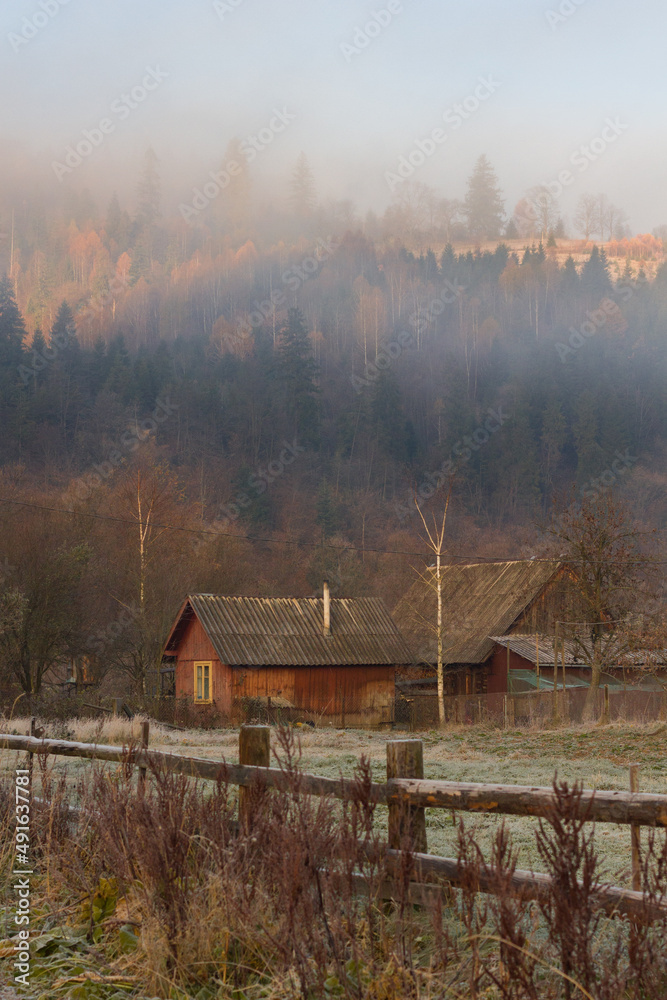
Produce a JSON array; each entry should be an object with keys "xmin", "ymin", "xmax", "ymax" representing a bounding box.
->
[
  {"xmin": 0, "ymin": 275, "xmax": 26, "ymax": 367},
  {"xmin": 316, "ymin": 480, "xmax": 339, "ymax": 539},
  {"xmin": 50, "ymin": 300, "xmax": 77, "ymax": 349},
  {"xmin": 290, "ymin": 152, "xmax": 317, "ymax": 219},
  {"xmin": 129, "ymin": 241, "xmax": 151, "ymax": 285},
  {"xmin": 561, "ymin": 256, "xmax": 579, "ymax": 293},
  {"xmin": 275, "ymin": 308, "xmax": 320, "ymax": 448},
  {"xmin": 463, "ymin": 155, "xmax": 505, "ymax": 240},
  {"xmin": 581, "ymin": 246, "xmax": 611, "ymax": 299},
  {"xmin": 136, "ymin": 148, "xmax": 161, "ymax": 229}
]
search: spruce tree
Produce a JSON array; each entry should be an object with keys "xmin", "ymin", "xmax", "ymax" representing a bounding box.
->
[
  {"xmin": 290, "ymin": 152, "xmax": 317, "ymax": 219},
  {"xmin": 275, "ymin": 308, "xmax": 320, "ymax": 448},
  {"xmin": 316, "ymin": 480, "xmax": 339, "ymax": 539},
  {"xmin": 463, "ymin": 155, "xmax": 505, "ymax": 240},
  {"xmin": 0, "ymin": 275, "xmax": 26, "ymax": 367},
  {"xmin": 581, "ymin": 246, "xmax": 612, "ymax": 298}
]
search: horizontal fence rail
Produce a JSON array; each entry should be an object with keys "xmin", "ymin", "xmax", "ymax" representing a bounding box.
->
[
  {"xmin": 380, "ymin": 849, "xmax": 666, "ymax": 923},
  {"xmin": 3, "ymin": 727, "xmax": 667, "ymax": 925},
  {"xmin": 2, "ymin": 733, "xmax": 667, "ymax": 828}
]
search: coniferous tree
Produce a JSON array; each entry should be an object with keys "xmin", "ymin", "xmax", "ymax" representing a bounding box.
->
[
  {"xmin": 136, "ymin": 147, "xmax": 161, "ymax": 230},
  {"xmin": 561, "ymin": 256, "xmax": 579, "ymax": 293},
  {"xmin": 0, "ymin": 275, "xmax": 26, "ymax": 366},
  {"xmin": 275, "ymin": 308, "xmax": 320, "ymax": 448},
  {"xmin": 581, "ymin": 246, "xmax": 612, "ymax": 299},
  {"xmin": 290, "ymin": 152, "xmax": 317, "ymax": 219},
  {"xmin": 316, "ymin": 479, "xmax": 339, "ymax": 539},
  {"xmin": 463, "ymin": 155, "xmax": 505, "ymax": 240}
]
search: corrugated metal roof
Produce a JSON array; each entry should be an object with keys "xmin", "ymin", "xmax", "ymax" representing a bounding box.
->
[
  {"xmin": 167, "ymin": 594, "xmax": 413, "ymax": 666},
  {"xmin": 393, "ymin": 560, "xmax": 561, "ymax": 665},
  {"xmin": 492, "ymin": 634, "xmax": 667, "ymax": 669},
  {"xmin": 490, "ymin": 634, "xmax": 582, "ymax": 666}
]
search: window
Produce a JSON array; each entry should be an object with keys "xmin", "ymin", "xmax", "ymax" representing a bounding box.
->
[{"xmin": 194, "ymin": 662, "xmax": 212, "ymax": 703}]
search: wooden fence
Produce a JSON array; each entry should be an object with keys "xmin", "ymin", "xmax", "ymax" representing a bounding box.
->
[{"xmin": 2, "ymin": 725, "xmax": 667, "ymax": 923}]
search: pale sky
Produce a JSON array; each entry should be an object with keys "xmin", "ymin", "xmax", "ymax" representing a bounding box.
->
[{"xmin": 1, "ymin": 0, "xmax": 664, "ymax": 231}]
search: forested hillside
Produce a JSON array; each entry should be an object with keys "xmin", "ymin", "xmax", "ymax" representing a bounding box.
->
[{"xmin": 1, "ymin": 150, "xmax": 666, "ymax": 694}]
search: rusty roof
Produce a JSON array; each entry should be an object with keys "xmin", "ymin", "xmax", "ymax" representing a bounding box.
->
[
  {"xmin": 393, "ymin": 560, "xmax": 562, "ymax": 665},
  {"xmin": 492, "ymin": 634, "xmax": 667, "ymax": 669},
  {"xmin": 490, "ymin": 634, "xmax": 582, "ymax": 666},
  {"xmin": 164, "ymin": 594, "xmax": 413, "ymax": 667}
]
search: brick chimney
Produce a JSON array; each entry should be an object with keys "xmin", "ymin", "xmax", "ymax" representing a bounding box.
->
[{"xmin": 323, "ymin": 581, "xmax": 331, "ymax": 637}]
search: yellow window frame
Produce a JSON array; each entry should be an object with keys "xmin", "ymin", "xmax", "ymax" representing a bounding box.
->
[{"xmin": 194, "ymin": 662, "xmax": 212, "ymax": 703}]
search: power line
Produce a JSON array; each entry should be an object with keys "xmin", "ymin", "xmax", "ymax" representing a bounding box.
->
[{"xmin": 0, "ymin": 495, "xmax": 665, "ymax": 565}]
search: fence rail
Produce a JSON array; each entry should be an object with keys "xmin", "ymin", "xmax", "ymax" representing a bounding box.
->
[
  {"xmin": 2, "ymin": 728, "xmax": 667, "ymax": 923},
  {"xmin": 2, "ymin": 733, "xmax": 666, "ymax": 828}
]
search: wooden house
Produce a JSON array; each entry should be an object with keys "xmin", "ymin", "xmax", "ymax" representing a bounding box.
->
[
  {"xmin": 163, "ymin": 585, "xmax": 412, "ymax": 725},
  {"xmin": 392, "ymin": 559, "xmax": 589, "ymax": 696}
]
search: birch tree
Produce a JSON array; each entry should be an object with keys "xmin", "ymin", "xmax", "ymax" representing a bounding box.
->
[{"xmin": 413, "ymin": 485, "xmax": 453, "ymax": 726}]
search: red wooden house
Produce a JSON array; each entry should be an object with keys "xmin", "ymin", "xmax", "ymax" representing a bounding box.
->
[{"xmin": 162, "ymin": 586, "xmax": 412, "ymax": 725}]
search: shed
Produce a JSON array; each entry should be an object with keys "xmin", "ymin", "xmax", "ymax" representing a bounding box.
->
[
  {"xmin": 163, "ymin": 587, "xmax": 412, "ymax": 725},
  {"xmin": 490, "ymin": 633, "xmax": 667, "ymax": 693}
]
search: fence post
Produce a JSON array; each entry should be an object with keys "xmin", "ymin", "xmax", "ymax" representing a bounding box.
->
[
  {"xmin": 386, "ymin": 739, "xmax": 427, "ymax": 853},
  {"xmin": 239, "ymin": 724, "xmax": 271, "ymax": 830},
  {"xmin": 138, "ymin": 720, "xmax": 149, "ymax": 792},
  {"xmin": 630, "ymin": 763, "xmax": 641, "ymax": 892},
  {"xmin": 112, "ymin": 698, "xmax": 122, "ymax": 717},
  {"xmin": 602, "ymin": 685, "xmax": 610, "ymax": 725},
  {"xmin": 27, "ymin": 717, "xmax": 36, "ymax": 786}
]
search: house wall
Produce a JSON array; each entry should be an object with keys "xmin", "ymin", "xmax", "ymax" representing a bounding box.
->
[
  {"xmin": 174, "ymin": 617, "xmax": 232, "ymax": 714},
  {"xmin": 487, "ymin": 646, "xmax": 529, "ymax": 693},
  {"xmin": 396, "ymin": 663, "xmax": 489, "ymax": 696},
  {"xmin": 487, "ymin": 645, "xmax": 665, "ymax": 694},
  {"xmin": 231, "ymin": 664, "xmax": 396, "ymax": 724}
]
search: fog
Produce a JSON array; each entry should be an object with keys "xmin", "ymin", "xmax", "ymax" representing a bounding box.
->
[{"xmin": 1, "ymin": 0, "xmax": 665, "ymax": 230}]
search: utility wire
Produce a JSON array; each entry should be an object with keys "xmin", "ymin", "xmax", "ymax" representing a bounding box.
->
[{"xmin": 0, "ymin": 495, "xmax": 665, "ymax": 564}]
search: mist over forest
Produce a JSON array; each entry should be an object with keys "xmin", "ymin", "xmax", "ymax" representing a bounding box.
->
[{"xmin": 1, "ymin": 0, "xmax": 667, "ymax": 698}]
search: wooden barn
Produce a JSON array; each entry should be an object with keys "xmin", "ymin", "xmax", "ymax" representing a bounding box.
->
[
  {"xmin": 162, "ymin": 586, "xmax": 412, "ymax": 725},
  {"xmin": 393, "ymin": 559, "xmax": 589, "ymax": 696}
]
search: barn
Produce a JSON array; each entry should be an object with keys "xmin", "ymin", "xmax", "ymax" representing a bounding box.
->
[
  {"xmin": 162, "ymin": 585, "xmax": 412, "ymax": 725},
  {"xmin": 392, "ymin": 559, "xmax": 589, "ymax": 697}
]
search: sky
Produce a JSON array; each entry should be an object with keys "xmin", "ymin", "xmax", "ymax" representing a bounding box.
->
[{"xmin": 1, "ymin": 0, "xmax": 664, "ymax": 231}]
